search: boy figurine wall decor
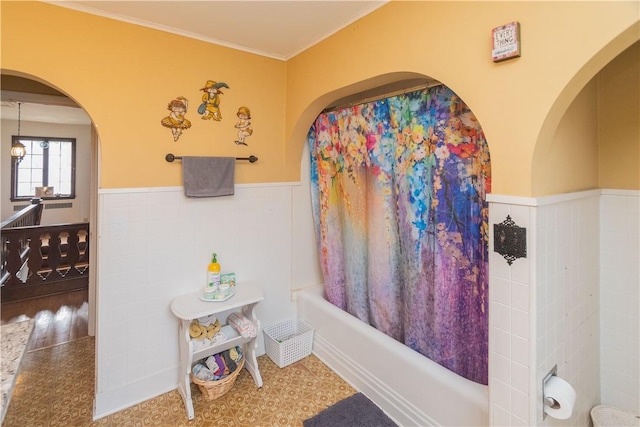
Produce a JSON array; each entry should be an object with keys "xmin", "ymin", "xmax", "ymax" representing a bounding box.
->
[{"xmin": 198, "ymin": 80, "xmax": 229, "ymax": 121}]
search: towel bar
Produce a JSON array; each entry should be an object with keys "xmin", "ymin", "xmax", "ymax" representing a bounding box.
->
[{"xmin": 165, "ymin": 153, "xmax": 258, "ymax": 163}]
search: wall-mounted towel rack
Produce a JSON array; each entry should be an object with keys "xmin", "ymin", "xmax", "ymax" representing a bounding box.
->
[{"xmin": 165, "ymin": 153, "xmax": 258, "ymax": 163}]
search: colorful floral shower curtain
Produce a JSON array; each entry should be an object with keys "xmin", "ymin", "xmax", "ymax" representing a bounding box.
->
[{"xmin": 308, "ymin": 85, "xmax": 490, "ymax": 384}]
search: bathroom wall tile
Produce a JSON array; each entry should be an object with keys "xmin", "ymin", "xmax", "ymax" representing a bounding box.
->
[
  {"xmin": 600, "ymin": 288, "xmax": 617, "ymax": 314},
  {"xmin": 510, "ymin": 387, "xmax": 529, "ymax": 421},
  {"xmin": 536, "ymin": 333, "xmax": 547, "ymax": 366},
  {"xmin": 533, "ymin": 192, "xmax": 603, "ymax": 427},
  {"xmin": 494, "ymin": 329, "xmax": 511, "ymax": 359},
  {"xmin": 493, "ymin": 353, "xmax": 511, "ymax": 384},
  {"xmin": 491, "ymin": 276, "xmax": 511, "ymax": 305},
  {"xmin": 491, "ymin": 251, "xmax": 511, "ymax": 280},
  {"xmin": 489, "ymin": 202, "xmax": 511, "ymax": 227},
  {"xmin": 508, "ymin": 205, "xmax": 530, "ymax": 229},
  {"xmin": 601, "ymin": 206, "xmax": 626, "ymax": 233},
  {"xmin": 624, "ymin": 194, "xmax": 640, "ymax": 212},
  {"xmin": 96, "ymin": 185, "xmax": 300, "ymax": 415},
  {"xmin": 492, "ymin": 403, "xmax": 512, "ymax": 427},
  {"xmin": 604, "ymin": 328, "xmax": 630, "ymax": 354},
  {"xmin": 512, "ymin": 281, "xmax": 530, "ymax": 313},
  {"xmin": 600, "ymin": 192, "xmax": 640, "ymax": 409},
  {"xmin": 510, "ymin": 414, "xmax": 529, "ymax": 427},
  {"xmin": 492, "ymin": 378, "xmax": 511, "ymax": 410},
  {"xmin": 510, "ymin": 256, "xmax": 530, "ymax": 286},
  {"xmin": 630, "ymin": 336, "xmax": 640, "ymax": 360},
  {"xmin": 489, "ymin": 199, "xmax": 536, "ymax": 425},
  {"xmin": 492, "ymin": 302, "xmax": 511, "ymax": 333},
  {"xmin": 601, "ymin": 269, "xmax": 628, "ymax": 294},
  {"xmin": 602, "ymin": 347, "xmax": 629, "ymax": 374},
  {"xmin": 511, "ymin": 361, "xmax": 528, "ymax": 394},
  {"xmin": 511, "ymin": 308, "xmax": 529, "ymax": 339},
  {"xmin": 511, "ymin": 335, "xmax": 529, "ymax": 367},
  {"xmin": 600, "ymin": 230, "xmax": 627, "ymax": 251},
  {"xmin": 491, "ymin": 191, "xmax": 620, "ymax": 424}
]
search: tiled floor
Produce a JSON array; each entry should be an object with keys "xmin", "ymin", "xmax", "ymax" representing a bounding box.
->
[{"xmin": 3, "ymin": 337, "xmax": 355, "ymax": 426}]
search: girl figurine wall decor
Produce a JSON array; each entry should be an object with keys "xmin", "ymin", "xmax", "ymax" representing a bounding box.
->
[
  {"xmin": 161, "ymin": 96, "xmax": 192, "ymax": 141},
  {"xmin": 198, "ymin": 80, "xmax": 229, "ymax": 121},
  {"xmin": 234, "ymin": 106, "xmax": 253, "ymax": 146}
]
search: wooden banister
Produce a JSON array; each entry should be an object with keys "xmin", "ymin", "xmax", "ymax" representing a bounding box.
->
[
  {"xmin": 1, "ymin": 199, "xmax": 43, "ymax": 230},
  {"xmin": 1, "ymin": 221, "xmax": 89, "ymax": 302}
]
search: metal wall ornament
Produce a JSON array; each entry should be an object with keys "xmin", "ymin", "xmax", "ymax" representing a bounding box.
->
[
  {"xmin": 198, "ymin": 80, "xmax": 229, "ymax": 121},
  {"xmin": 493, "ymin": 215, "xmax": 527, "ymax": 265},
  {"xmin": 161, "ymin": 96, "xmax": 192, "ymax": 141},
  {"xmin": 234, "ymin": 106, "xmax": 253, "ymax": 146}
]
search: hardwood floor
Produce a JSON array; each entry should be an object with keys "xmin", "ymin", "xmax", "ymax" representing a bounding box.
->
[{"xmin": 0, "ymin": 289, "xmax": 89, "ymax": 351}]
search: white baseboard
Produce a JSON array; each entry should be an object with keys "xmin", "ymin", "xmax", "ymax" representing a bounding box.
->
[{"xmin": 93, "ymin": 368, "xmax": 177, "ymax": 420}]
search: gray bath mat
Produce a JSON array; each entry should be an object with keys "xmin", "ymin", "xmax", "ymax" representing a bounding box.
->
[{"xmin": 303, "ymin": 392, "xmax": 398, "ymax": 427}]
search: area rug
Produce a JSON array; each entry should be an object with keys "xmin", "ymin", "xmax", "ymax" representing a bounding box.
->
[
  {"xmin": 303, "ymin": 392, "xmax": 398, "ymax": 427},
  {"xmin": 1, "ymin": 319, "xmax": 34, "ymax": 424}
]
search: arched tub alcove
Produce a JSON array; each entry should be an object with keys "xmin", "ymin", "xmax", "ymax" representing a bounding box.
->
[{"xmin": 292, "ymin": 72, "xmax": 493, "ymax": 427}]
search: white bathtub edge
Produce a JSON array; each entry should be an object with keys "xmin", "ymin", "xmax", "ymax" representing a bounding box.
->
[
  {"xmin": 296, "ymin": 285, "xmax": 489, "ymax": 427},
  {"xmin": 312, "ymin": 332, "xmax": 435, "ymax": 427}
]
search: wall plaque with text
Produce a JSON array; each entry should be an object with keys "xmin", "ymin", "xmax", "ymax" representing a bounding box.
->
[{"xmin": 492, "ymin": 21, "xmax": 521, "ymax": 62}]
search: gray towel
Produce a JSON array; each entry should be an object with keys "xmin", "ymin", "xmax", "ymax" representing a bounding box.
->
[{"xmin": 182, "ymin": 156, "xmax": 235, "ymax": 197}]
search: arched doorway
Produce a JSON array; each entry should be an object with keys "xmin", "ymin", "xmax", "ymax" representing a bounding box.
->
[{"xmin": 1, "ymin": 72, "xmax": 98, "ymax": 344}]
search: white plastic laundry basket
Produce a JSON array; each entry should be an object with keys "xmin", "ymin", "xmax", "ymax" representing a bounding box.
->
[{"xmin": 263, "ymin": 318, "xmax": 314, "ymax": 368}]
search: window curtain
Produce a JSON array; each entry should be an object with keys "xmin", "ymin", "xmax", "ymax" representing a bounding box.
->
[{"xmin": 308, "ymin": 85, "xmax": 490, "ymax": 384}]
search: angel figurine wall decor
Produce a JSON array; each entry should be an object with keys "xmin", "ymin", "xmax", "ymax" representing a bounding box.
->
[{"xmin": 234, "ymin": 106, "xmax": 253, "ymax": 146}]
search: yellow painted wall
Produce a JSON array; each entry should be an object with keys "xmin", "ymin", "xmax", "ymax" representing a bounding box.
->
[
  {"xmin": 534, "ymin": 79, "xmax": 599, "ymax": 195},
  {"xmin": 2, "ymin": 2, "xmax": 638, "ymax": 195},
  {"xmin": 1, "ymin": 1, "xmax": 287, "ymax": 188},
  {"xmin": 598, "ymin": 41, "xmax": 640, "ymax": 190},
  {"xmin": 285, "ymin": 1, "xmax": 639, "ymax": 196},
  {"xmin": 533, "ymin": 41, "xmax": 640, "ymax": 195}
]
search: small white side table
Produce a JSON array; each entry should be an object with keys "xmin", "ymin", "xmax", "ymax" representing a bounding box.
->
[{"xmin": 170, "ymin": 285, "xmax": 264, "ymax": 420}]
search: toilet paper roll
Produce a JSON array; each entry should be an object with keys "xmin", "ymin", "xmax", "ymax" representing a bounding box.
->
[{"xmin": 544, "ymin": 376, "xmax": 577, "ymax": 420}]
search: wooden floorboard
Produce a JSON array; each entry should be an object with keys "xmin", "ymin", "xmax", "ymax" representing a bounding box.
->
[{"xmin": 1, "ymin": 289, "xmax": 89, "ymax": 351}]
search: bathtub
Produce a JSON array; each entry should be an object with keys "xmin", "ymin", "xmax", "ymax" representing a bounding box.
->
[{"xmin": 296, "ymin": 285, "xmax": 489, "ymax": 427}]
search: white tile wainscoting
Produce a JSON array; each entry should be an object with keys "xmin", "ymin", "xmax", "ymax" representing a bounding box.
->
[
  {"xmin": 488, "ymin": 189, "xmax": 639, "ymax": 426},
  {"xmin": 94, "ymin": 182, "xmax": 319, "ymax": 419},
  {"xmin": 93, "ymin": 183, "xmax": 638, "ymax": 423},
  {"xmin": 599, "ymin": 190, "xmax": 640, "ymax": 412}
]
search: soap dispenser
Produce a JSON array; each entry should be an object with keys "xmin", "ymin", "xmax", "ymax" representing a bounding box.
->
[{"xmin": 207, "ymin": 253, "xmax": 221, "ymax": 291}]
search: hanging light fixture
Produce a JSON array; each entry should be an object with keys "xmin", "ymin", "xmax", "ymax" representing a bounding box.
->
[{"xmin": 11, "ymin": 102, "xmax": 27, "ymax": 164}]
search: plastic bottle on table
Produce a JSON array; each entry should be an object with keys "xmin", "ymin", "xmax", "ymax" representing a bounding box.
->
[{"xmin": 207, "ymin": 253, "xmax": 221, "ymax": 291}]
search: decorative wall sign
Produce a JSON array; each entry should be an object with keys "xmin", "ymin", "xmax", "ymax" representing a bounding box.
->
[
  {"xmin": 492, "ymin": 21, "xmax": 521, "ymax": 62},
  {"xmin": 198, "ymin": 80, "xmax": 229, "ymax": 121},
  {"xmin": 161, "ymin": 96, "xmax": 192, "ymax": 141},
  {"xmin": 234, "ymin": 106, "xmax": 253, "ymax": 146},
  {"xmin": 493, "ymin": 215, "xmax": 527, "ymax": 265}
]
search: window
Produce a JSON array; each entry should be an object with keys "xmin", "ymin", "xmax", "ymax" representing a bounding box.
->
[{"xmin": 10, "ymin": 136, "xmax": 76, "ymax": 201}]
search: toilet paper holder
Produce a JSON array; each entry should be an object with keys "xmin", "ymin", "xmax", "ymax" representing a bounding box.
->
[{"xmin": 542, "ymin": 364, "xmax": 558, "ymax": 420}]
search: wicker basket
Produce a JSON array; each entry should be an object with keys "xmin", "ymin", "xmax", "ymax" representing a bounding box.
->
[
  {"xmin": 590, "ymin": 405, "xmax": 640, "ymax": 427},
  {"xmin": 263, "ymin": 318, "xmax": 314, "ymax": 368},
  {"xmin": 190, "ymin": 357, "xmax": 245, "ymax": 401}
]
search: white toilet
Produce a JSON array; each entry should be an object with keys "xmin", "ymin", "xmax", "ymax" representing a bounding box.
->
[{"xmin": 591, "ymin": 405, "xmax": 640, "ymax": 427}]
